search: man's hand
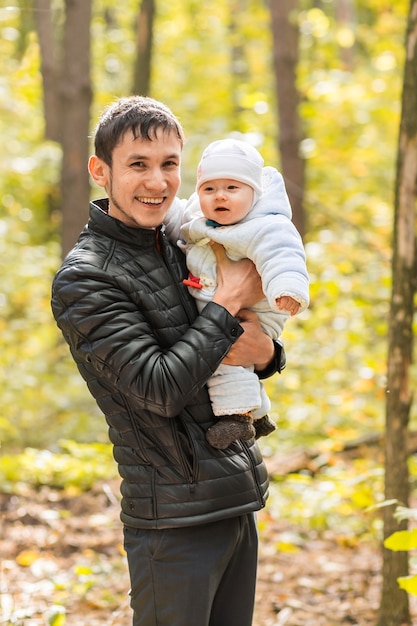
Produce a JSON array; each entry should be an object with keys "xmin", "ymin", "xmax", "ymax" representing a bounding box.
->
[
  {"xmin": 222, "ymin": 309, "xmax": 274, "ymax": 371},
  {"xmin": 211, "ymin": 243, "xmax": 264, "ymax": 316}
]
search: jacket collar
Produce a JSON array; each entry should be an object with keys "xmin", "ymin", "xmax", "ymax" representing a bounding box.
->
[{"xmin": 89, "ymin": 198, "xmax": 162, "ymax": 248}]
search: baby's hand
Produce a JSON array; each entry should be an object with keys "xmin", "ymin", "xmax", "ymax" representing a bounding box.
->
[{"xmin": 276, "ymin": 296, "xmax": 300, "ymax": 316}]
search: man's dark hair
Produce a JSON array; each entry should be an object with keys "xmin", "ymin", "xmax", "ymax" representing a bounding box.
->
[{"xmin": 94, "ymin": 95, "xmax": 185, "ymax": 166}]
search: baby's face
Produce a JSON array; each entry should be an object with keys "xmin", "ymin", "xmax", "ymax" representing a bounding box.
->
[{"xmin": 197, "ymin": 178, "xmax": 254, "ymax": 225}]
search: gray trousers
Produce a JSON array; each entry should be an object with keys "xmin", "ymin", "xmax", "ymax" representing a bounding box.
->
[{"xmin": 123, "ymin": 513, "xmax": 258, "ymax": 626}]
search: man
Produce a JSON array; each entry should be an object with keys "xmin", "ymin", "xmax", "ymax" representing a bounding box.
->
[{"xmin": 51, "ymin": 96, "xmax": 285, "ymax": 626}]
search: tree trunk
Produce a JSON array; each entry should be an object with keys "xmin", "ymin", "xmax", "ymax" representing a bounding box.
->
[
  {"xmin": 34, "ymin": 0, "xmax": 93, "ymax": 257},
  {"xmin": 269, "ymin": 0, "xmax": 306, "ymax": 238},
  {"xmin": 335, "ymin": 0, "xmax": 356, "ymax": 71},
  {"xmin": 33, "ymin": 0, "xmax": 61, "ymax": 142},
  {"xmin": 377, "ymin": 1, "xmax": 417, "ymax": 624},
  {"xmin": 132, "ymin": 0, "xmax": 155, "ymax": 96},
  {"xmin": 59, "ymin": 0, "xmax": 93, "ymax": 256},
  {"xmin": 229, "ymin": 0, "xmax": 249, "ymax": 127},
  {"xmin": 16, "ymin": 0, "xmax": 35, "ymax": 59}
]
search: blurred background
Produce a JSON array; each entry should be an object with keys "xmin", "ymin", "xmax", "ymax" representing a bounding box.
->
[{"xmin": 0, "ymin": 1, "xmax": 416, "ymax": 623}]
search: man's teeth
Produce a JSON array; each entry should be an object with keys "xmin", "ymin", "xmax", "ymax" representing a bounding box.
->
[{"xmin": 139, "ymin": 197, "xmax": 163, "ymax": 204}]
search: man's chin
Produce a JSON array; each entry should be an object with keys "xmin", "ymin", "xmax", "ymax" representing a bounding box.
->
[{"xmin": 140, "ymin": 210, "xmax": 168, "ymax": 230}]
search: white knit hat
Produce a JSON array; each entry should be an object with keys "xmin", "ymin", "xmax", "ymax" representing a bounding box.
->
[{"xmin": 196, "ymin": 138, "xmax": 264, "ymax": 203}]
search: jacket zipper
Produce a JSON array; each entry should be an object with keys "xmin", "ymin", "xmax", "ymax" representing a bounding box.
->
[
  {"xmin": 241, "ymin": 440, "xmax": 266, "ymax": 507},
  {"xmin": 159, "ymin": 229, "xmax": 196, "ymax": 325},
  {"xmin": 171, "ymin": 419, "xmax": 197, "ymax": 489}
]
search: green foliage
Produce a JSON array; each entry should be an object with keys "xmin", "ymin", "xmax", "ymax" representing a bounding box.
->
[
  {"xmin": 0, "ymin": 215, "xmax": 105, "ymax": 449},
  {"xmin": 0, "ymin": 440, "xmax": 117, "ymax": 492},
  {"xmin": 0, "ymin": 7, "xmax": 60, "ymax": 244},
  {"xmin": 265, "ymin": 458, "xmax": 384, "ymax": 538}
]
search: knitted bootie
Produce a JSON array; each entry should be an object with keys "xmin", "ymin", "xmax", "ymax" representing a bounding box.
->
[
  {"xmin": 254, "ymin": 415, "xmax": 277, "ymax": 439},
  {"xmin": 206, "ymin": 413, "xmax": 256, "ymax": 450}
]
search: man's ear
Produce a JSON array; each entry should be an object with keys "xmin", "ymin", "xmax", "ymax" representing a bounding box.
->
[{"xmin": 88, "ymin": 155, "xmax": 109, "ymax": 189}]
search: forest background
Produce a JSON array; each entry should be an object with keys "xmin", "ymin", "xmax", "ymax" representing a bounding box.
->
[{"xmin": 0, "ymin": 1, "xmax": 416, "ymax": 625}]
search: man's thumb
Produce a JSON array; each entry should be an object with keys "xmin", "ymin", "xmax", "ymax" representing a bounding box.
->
[{"xmin": 209, "ymin": 241, "xmax": 226, "ymax": 262}]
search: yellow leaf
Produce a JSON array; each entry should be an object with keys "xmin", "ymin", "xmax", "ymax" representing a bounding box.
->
[
  {"xmin": 398, "ymin": 575, "xmax": 417, "ymax": 597},
  {"xmin": 275, "ymin": 541, "xmax": 301, "ymax": 553},
  {"xmin": 384, "ymin": 529, "xmax": 417, "ymax": 551},
  {"xmin": 16, "ymin": 549, "xmax": 39, "ymax": 566}
]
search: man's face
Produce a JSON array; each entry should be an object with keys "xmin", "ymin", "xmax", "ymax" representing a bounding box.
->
[{"xmin": 89, "ymin": 128, "xmax": 182, "ymax": 229}]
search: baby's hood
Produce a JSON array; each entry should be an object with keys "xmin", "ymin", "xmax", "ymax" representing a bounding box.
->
[{"xmin": 247, "ymin": 166, "xmax": 292, "ymax": 221}]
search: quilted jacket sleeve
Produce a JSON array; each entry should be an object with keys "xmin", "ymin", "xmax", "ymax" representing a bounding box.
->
[{"xmin": 51, "ymin": 255, "xmax": 243, "ymax": 419}]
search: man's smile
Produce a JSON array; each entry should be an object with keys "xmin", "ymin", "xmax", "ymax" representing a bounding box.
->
[{"xmin": 137, "ymin": 197, "xmax": 165, "ymax": 205}]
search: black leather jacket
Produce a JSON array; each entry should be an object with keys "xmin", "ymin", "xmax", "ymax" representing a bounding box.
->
[{"xmin": 51, "ymin": 200, "xmax": 269, "ymax": 529}]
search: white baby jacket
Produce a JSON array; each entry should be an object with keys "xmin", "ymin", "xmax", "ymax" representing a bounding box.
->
[{"xmin": 164, "ymin": 166, "xmax": 309, "ymax": 418}]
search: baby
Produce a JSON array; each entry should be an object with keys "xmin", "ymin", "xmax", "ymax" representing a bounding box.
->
[{"xmin": 169, "ymin": 138, "xmax": 309, "ymax": 449}]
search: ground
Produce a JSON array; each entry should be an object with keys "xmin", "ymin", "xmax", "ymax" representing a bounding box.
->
[{"xmin": 0, "ymin": 478, "xmax": 415, "ymax": 626}]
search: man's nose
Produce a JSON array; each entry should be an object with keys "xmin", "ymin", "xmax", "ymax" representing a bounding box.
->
[{"xmin": 144, "ymin": 168, "xmax": 166, "ymax": 189}]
